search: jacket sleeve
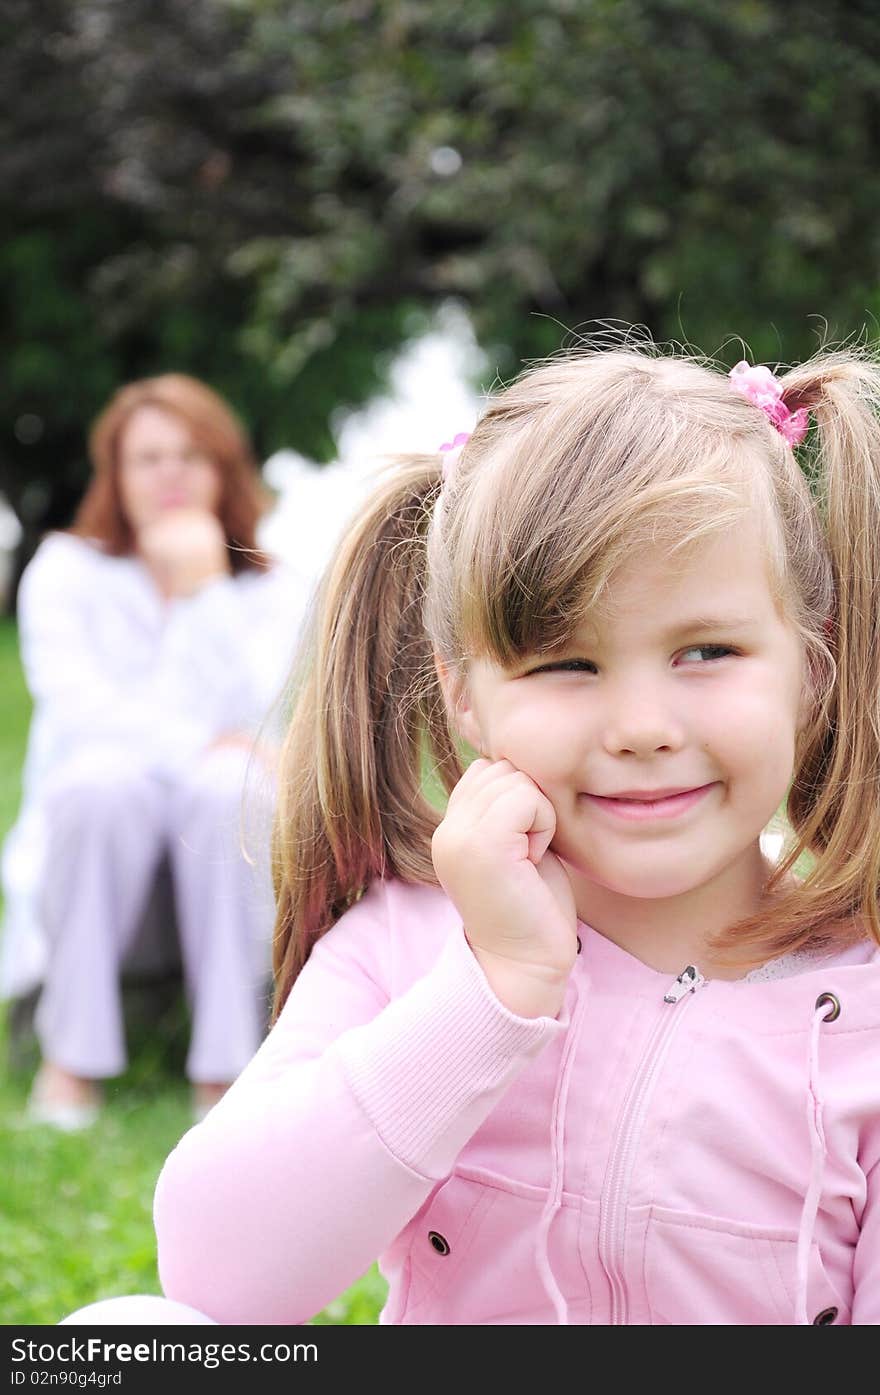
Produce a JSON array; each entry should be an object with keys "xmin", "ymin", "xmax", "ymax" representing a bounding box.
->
[
  {"xmin": 16, "ymin": 537, "xmax": 306, "ymax": 773},
  {"xmin": 153, "ymin": 891, "xmax": 565, "ymax": 1324}
]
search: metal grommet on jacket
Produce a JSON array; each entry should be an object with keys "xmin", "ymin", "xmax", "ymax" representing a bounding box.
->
[
  {"xmin": 812, "ymin": 1306, "xmax": 838, "ymax": 1325},
  {"xmin": 428, "ymin": 1231, "xmax": 450, "ymax": 1256},
  {"xmin": 815, "ymin": 992, "xmax": 840, "ymax": 1022}
]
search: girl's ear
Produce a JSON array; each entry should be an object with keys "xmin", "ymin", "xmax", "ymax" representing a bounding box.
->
[{"xmin": 433, "ymin": 653, "xmax": 484, "ymax": 753}]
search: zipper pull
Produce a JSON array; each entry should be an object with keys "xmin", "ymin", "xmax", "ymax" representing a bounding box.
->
[{"xmin": 663, "ymin": 964, "xmax": 706, "ymax": 1004}]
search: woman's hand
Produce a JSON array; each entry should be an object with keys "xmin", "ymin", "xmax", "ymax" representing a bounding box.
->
[
  {"xmin": 137, "ymin": 508, "xmax": 231, "ymax": 598},
  {"xmin": 431, "ymin": 758, "xmax": 578, "ymax": 1019}
]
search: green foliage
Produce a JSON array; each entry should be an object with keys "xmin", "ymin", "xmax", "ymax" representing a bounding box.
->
[{"xmin": 3, "ymin": 0, "xmax": 880, "ymax": 572}]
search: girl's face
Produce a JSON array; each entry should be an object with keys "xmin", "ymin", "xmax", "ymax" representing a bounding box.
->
[
  {"xmin": 445, "ymin": 522, "xmax": 808, "ymax": 917},
  {"xmin": 118, "ymin": 405, "xmax": 223, "ymax": 533}
]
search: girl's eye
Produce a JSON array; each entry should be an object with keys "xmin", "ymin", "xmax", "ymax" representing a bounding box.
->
[
  {"xmin": 677, "ymin": 645, "xmax": 736, "ymax": 663},
  {"xmin": 526, "ymin": 659, "xmax": 597, "ymax": 675}
]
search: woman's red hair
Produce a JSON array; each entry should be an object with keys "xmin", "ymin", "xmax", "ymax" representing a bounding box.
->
[{"xmin": 71, "ymin": 374, "xmax": 273, "ymax": 572}]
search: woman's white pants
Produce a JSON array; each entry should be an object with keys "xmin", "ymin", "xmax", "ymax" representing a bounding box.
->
[{"xmin": 34, "ymin": 743, "xmax": 274, "ymax": 1082}]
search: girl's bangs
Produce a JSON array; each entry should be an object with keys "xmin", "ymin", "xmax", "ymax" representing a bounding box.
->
[{"xmin": 455, "ymin": 467, "xmax": 755, "ymax": 669}]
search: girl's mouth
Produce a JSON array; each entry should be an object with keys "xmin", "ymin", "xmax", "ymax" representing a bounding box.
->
[{"xmin": 583, "ymin": 783, "xmax": 718, "ymax": 822}]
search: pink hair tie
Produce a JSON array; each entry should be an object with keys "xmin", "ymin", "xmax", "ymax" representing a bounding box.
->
[
  {"xmin": 728, "ymin": 361, "xmax": 809, "ymax": 446},
  {"xmin": 437, "ymin": 431, "xmax": 471, "ymax": 483}
]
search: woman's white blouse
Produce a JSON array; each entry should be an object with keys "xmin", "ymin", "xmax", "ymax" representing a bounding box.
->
[{"xmin": 0, "ymin": 532, "xmax": 311, "ymax": 999}]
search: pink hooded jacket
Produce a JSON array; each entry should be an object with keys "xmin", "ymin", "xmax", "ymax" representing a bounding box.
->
[{"xmin": 154, "ymin": 878, "xmax": 880, "ymax": 1325}]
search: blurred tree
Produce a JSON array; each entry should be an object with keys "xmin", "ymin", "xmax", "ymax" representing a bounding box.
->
[{"xmin": 2, "ymin": 0, "xmax": 879, "ymax": 602}]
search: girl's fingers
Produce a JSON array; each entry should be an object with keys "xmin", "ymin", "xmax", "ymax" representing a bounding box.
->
[
  {"xmin": 445, "ymin": 757, "xmax": 519, "ymax": 813},
  {"xmin": 524, "ymin": 789, "xmax": 557, "ymax": 864},
  {"xmin": 444, "ymin": 758, "xmax": 558, "ymax": 862},
  {"xmin": 457, "ymin": 769, "xmax": 534, "ymax": 823},
  {"xmin": 449, "ymin": 756, "xmax": 512, "ymax": 792},
  {"xmin": 510, "ymin": 783, "xmax": 556, "ymax": 864},
  {"xmin": 475, "ymin": 773, "xmax": 557, "ymax": 849}
]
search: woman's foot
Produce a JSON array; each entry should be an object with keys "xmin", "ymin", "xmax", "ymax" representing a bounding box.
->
[
  {"xmin": 27, "ymin": 1062, "xmax": 102, "ymax": 1131},
  {"xmin": 191, "ymin": 1081, "xmax": 230, "ymax": 1123}
]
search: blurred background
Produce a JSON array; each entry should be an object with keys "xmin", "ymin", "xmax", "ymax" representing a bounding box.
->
[{"xmin": 1, "ymin": 0, "xmax": 878, "ymax": 1324}]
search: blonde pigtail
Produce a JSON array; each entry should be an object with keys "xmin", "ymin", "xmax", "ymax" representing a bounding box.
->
[
  {"xmin": 710, "ymin": 352, "xmax": 880, "ymax": 962},
  {"xmin": 271, "ymin": 456, "xmax": 463, "ymax": 1019},
  {"xmin": 783, "ymin": 356, "xmax": 880, "ymax": 947}
]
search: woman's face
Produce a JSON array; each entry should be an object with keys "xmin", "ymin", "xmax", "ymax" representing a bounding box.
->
[{"xmin": 117, "ymin": 405, "xmax": 223, "ymax": 533}]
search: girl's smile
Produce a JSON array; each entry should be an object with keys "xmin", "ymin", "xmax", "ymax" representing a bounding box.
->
[{"xmin": 582, "ymin": 781, "xmax": 719, "ymax": 821}]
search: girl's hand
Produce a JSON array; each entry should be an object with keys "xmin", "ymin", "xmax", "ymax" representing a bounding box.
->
[
  {"xmin": 137, "ymin": 509, "xmax": 231, "ymax": 598},
  {"xmin": 431, "ymin": 758, "xmax": 578, "ymax": 1019}
]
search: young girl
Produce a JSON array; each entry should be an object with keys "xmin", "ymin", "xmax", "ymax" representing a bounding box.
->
[{"xmin": 71, "ymin": 341, "xmax": 880, "ymax": 1325}]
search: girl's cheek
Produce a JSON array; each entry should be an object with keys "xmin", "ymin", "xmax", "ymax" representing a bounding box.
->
[
  {"xmin": 503, "ymin": 698, "xmax": 560, "ymax": 740},
  {"xmin": 502, "ymin": 713, "xmax": 576, "ymax": 778}
]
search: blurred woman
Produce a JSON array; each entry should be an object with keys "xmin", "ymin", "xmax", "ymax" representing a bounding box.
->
[{"xmin": 0, "ymin": 375, "xmax": 309, "ymax": 1127}]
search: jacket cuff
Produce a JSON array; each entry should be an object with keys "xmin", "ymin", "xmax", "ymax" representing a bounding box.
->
[{"xmin": 335, "ymin": 926, "xmax": 567, "ymax": 1177}]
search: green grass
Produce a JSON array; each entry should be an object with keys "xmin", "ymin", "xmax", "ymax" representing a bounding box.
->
[{"xmin": 0, "ymin": 618, "xmax": 386, "ymax": 1325}]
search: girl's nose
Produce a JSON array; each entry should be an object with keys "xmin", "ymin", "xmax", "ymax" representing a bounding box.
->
[{"xmin": 600, "ymin": 694, "xmax": 686, "ymax": 758}]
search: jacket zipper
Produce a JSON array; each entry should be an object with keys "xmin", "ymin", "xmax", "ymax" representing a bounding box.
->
[{"xmin": 597, "ymin": 965, "xmax": 707, "ymax": 1324}]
